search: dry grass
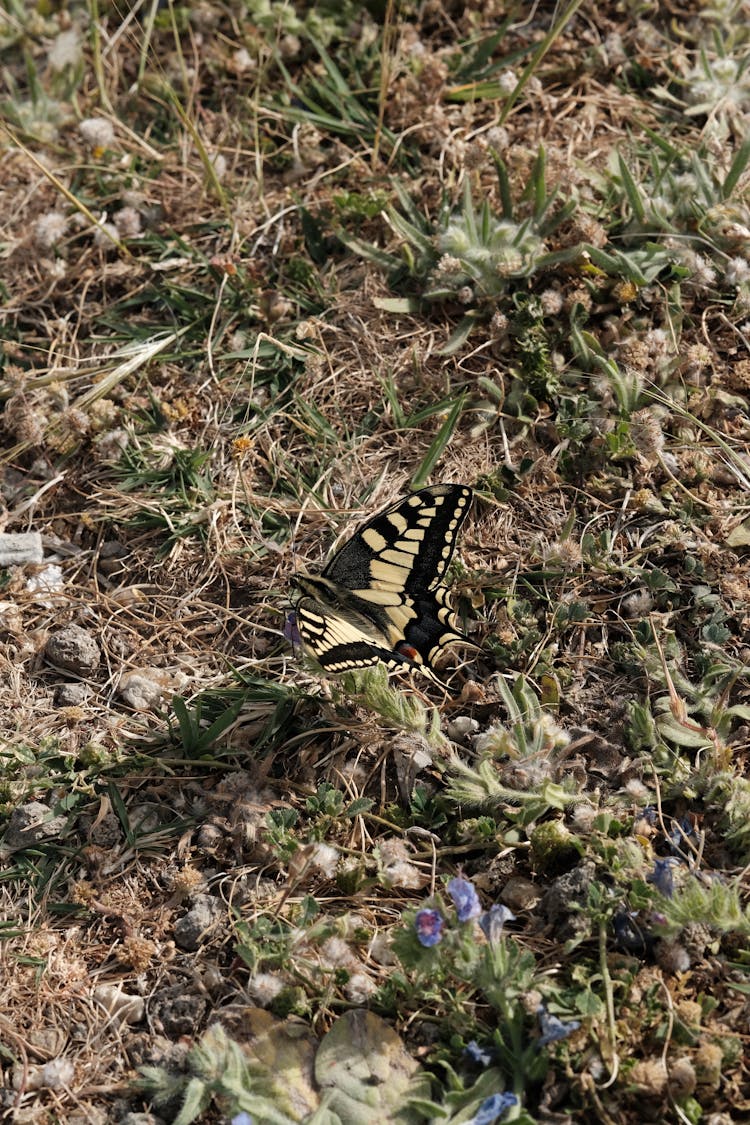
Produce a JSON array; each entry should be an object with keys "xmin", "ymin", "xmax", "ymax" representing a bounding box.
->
[{"xmin": 1, "ymin": 1, "xmax": 750, "ymax": 1122}]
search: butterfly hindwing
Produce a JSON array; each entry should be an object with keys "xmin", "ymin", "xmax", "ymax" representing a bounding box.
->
[
  {"xmin": 292, "ymin": 484, "xmax": 473, "ymax": 680},
  {"xmin": 292, "ymin": 593, "xmax": 421, "ymax": 676}
]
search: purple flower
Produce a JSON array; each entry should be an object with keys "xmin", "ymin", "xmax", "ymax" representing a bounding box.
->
[
  {"xmin": 648, "ymin": 857, "xmax": 676, "ymax": 898},
  {"xmin": 479, "ymin": 904, "xmax": 516, "ymax": 943},
  {"xmin": 537, "ymin": 1005, "xmax": 581, "ymax": 1048},
  {"xmin": 415, "ymin": 908, "xmax": 444, "ymax": 948},
  {"xmin": 467, "ymin": 1092, "xmax": 518, "ymax": 1124},
  {"xmin": 284, "ymin": 610, "xmax": 301, "ymax": 647},
  {"xmin": 464, "ymin": 1039, "xmax": 494, "ymax": 1066},
  {"xmin": 448, "ymin": 876, "xmax": 482, "ymax": 922}
]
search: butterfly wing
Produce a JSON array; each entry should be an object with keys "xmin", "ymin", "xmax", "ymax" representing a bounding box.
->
[
  {"xmin": 293, "ymin": 485, "xmax": 474, "ymax": 678},
  {"xmin": 293, "ymin": 585, "xmax": 424, "ymax": 676},
  {"xmin": 322, "ymin": 484, "xmax": 472, "ymax": 596}
]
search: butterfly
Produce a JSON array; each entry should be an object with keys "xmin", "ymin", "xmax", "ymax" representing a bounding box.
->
[{"xmin": 290, "ymin": 484, "xmax": 474, "ymax": 683}]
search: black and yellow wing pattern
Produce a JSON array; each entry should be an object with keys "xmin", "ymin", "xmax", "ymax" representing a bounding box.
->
[{"xmin": 290, "ymin": 484, "xmax": 473, "ymax": 681}]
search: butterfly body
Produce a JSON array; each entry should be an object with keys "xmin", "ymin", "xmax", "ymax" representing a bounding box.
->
[{"xmin": 291, "ymin": 484, "xmax": 474, "ymax": 681}]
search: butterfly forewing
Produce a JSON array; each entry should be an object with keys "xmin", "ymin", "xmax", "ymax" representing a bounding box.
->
[
  {"xmin": 292, "ymin": 484, "xmax": 474, "ymax": 680},
  {"xmin": 322, "ymin": 485, "xmax": 472, "ymax": 596}
]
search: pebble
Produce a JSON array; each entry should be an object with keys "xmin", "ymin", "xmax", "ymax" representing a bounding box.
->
[
  {"xmin": 55, "ymin": 682, "xmax": 91, "ymax": 706},
  {"xmin": 117, "ymin": 670, "xmax": 164, "ymax": 710},
  {"xmin": 501, "ymin": 876, "xmax": 541, "ymax": 912},
  {"xmin": 93, "ymin": 984, "xmax": 145, "ymax": 1026},
  {"xmin": 173, "ymin": 894, "xmax": 225, "ymax": 951},
  {"xmin": 446, "ymin": 715, "xmax": 479, "ymax": 742},
  {"xmin": 0, "ymin": 531, "xmax": 43, "ymax": 566},
  {"xmin": 3, "ymin": 801, "xmax": 68, "ymax": 850},
  {"xmin": 45, "ymin": 624, "xmax": 100, "ymax": 676},
  {"xmin": 12, "ymin": 1056, "xmax": 74, "ymax": 1091}
]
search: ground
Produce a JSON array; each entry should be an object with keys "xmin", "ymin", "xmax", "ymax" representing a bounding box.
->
[{"xmin": 1, "ymin": 2, "xmax": 750, "ymax": 1123}]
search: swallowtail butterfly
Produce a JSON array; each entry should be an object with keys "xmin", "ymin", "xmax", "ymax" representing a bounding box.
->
[{"xmin": 290, "ymin": 484, "xmax": 474, "ymax": 682}]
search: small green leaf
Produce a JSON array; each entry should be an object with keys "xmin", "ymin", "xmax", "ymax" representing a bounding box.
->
[{"xmin": 315, "ymin": 1010, "xmax": 430, "ymax": 1123}]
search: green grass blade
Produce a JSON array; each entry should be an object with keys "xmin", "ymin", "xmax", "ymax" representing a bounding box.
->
[
  {"xmin": 722, "ymin": 134, "xmax": 750, "ymax": 198},
  {"xmin": 616, "ymin": 153, "xmax": 646, "ymax": 224},
  {"xmin": 492, "ymin": 151, "xmax": 514, "ymax": 219},
  {"xmin": 411, "ymin": 394, "xmax": 466, "ymax": 488}
]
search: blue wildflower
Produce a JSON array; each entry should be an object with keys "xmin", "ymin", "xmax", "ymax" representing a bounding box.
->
[
  {"xmin": 479, "ymin": 904, "xmax": 516, "ymax": 943},
  {"xmin": 648, "ymin": 857, "xmax": 676, "ymax": 898},
  {"xmin": 448, "ymin": 876, "xmax": 482, "ymax": 922},
  {"xmin": 464, "ymin": 1039, "xmax": 494, "ymax": 1066},
  {"xmin": 466, "ymin": 1091, "xmax": 518, "ymax": 1124},
  {"xmin": 231, "ymin": 1115, "xmax": 254, "ymax": 1125},
  {"xmin": 669, "ymin": 815, "xmax": 695, "ymax": 854},
  {"xmin": 537, "ymin": 1005, "xmax": 581, "ymax": 1048},
  {"xmin": 415, "ymin": 908, "xmax": 444, "ymax": 947}
]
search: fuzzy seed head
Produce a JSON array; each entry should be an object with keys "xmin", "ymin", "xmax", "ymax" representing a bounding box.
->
[
  {"xmin": 310, "ymin": 842, "xmax": 339, "ymax": 879},
  {"xmin": 93, "ymin": 220, "xmax": 119, "ymax": 249},
  {"xmin": 541, "ymin": 537, "xmax": 582, "ymax": 569},
  {"xmin": 344, "ymin": 971, "xmax": 377, "ymax": 1003},
  {"xmin": 172, "ymin": 865, "xmax": 205, "ymax": 896},
  {"xmin": 540, "ymin": 288, "xmax": 564, "ymax": 315},
  {"xmin": 319, "ymin": 936, "xmax": 358, "ymax": 970},
  {"xmin": 486, "ymin": 126, "xmax": 509, "ymax": 151},
  {"xmin": 725, "ymin": 256, "xmax": 750, "ymax": 286},
  {"xmin": 621, "ymin": 589, "xmax": 654, "ymax": 618},
  {"xmin": 497, "ymin": 69, "xmax": 518, "ymax": 95},
  {"xmin": 119, "ymin": 934, "xmax": 157, "ymax": 972},
  {"xmin": 79, "ymin": 116, "xmax": 115, "ymax": 151},
  {"xmin": 490, "ymin": 310, "xmax": 509, "ymax": 337},
  {"xmin": 689, "ymin": 254, "xmax": 718, "ymax": 289},
  {"xmin": 630, "ymin": 408, "xmax": 665, "ymax": 458},
  {"xmin": 248, "ymin": 972, "xmax": 285, "ymax": 1005},
  {"xmin": 34, "ymin": 210, "xmax": 68, "ymax": 249},
  {"xmin": 114, "ymin": 206, "xmax": 142, "ymax": 238}
]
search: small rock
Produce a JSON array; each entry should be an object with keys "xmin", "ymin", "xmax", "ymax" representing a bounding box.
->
[
  {"xmin": 3, "ymin": 801, "xmax": 68, "ymax": 851},
  {"xmin": 117, "ymin": 670, "xmax": 165, "ymax": 710},
  {"xmin": 446, "ymin": 715, "xmax": 479, "ymax": 742},
  {"xmin": 98, "ymin": 540, "xmax": 129, "ymax": 578},
  {"xmin": 173, "ymin": 894, "xmax": 224, "ymax": 951},
  {"xmin": 195, "ymin": 822, "xmax": 224, "ymax": 852},
  {"xmin": 93, "ymin": 984, "xmax": 145, "ymax": 1026},
  {"xmin": 55, "ymin": 682, "xmax": 91, "ymax": 706},
  {"xmin": 45, "ymin": 624, "xmax": 100, "ymax": 676},
  {"xmin": 13, "ymin": 1056, "xmax": 75, "ymax": 1091},
  {"xmin": 124, "ymin": 1032, "xmax": 189, "ymax": 1071},
  {"xmin": 150, "ymin": 987, "xmax": 208, "ymax": 1037},
  {"xmin": 539, "ymin": 864, "xmax": 598, "ymax": 927},
  {"xmin": 501, "ymin": 876, "xmax": 541, "ymax": 912},
  {"xmin": 27, "ymin": 563, "xmax": 65, "ymax": 599},
  {"xmin": 0, "ymin": 531, "xmax": 43, "ymax": 566},
  {"xmin": 82, "ymin": 808, "xmax": 122, "ymax": 848},
  {"xmin": 668, "ymin": 1056, "xmax": 697, "ymax": 1100}
]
